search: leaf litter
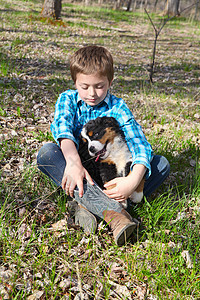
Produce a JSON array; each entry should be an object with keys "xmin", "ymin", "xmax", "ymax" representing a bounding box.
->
[{"xmin": 0, "ymin": 0, "xmax": 200, "ymax": 299}]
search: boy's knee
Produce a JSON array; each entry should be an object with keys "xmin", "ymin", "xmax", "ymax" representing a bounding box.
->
[
  {"xmin": 37, "ymin": 143, "xmax": 58, "ymax": 163},
  {"xmin": 160, "ymin": 156, "xmax": 170, "ymax": 176},
  {"xmin": 152, "ymin": 155, "xmax": 170, "ymax": 178}
]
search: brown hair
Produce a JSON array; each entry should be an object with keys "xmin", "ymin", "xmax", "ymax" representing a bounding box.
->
[{"xmin": 70, "ymin": 45, "xmax": 114, "ymax": 83}]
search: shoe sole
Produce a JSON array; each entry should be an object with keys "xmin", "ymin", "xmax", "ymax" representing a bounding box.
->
[
  {"xmin": 115, "ymin": 223, "xmax": 136, "ymax": 246},
  {"xmin": 75, "ymin": 207, "xmax": 97, "ymax": 234}
]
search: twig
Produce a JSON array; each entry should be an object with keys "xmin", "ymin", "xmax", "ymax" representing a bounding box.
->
[{"xmin": 76, "ymin": 262, "xmax": 84, "ymax": 300}]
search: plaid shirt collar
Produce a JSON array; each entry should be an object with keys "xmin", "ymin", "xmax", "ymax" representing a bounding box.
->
[{"xmin": 77, "ymin": 90, "xmax": 111, "ymax": 109}]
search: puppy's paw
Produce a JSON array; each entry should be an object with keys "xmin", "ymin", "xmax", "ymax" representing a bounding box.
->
[
  {"xmin": 130, "ymin": 191, "xmax": 143, "ymax": 204},
  {"xmin": 120, "ymin": 200, "xmax": 128, "ymax": 209}
]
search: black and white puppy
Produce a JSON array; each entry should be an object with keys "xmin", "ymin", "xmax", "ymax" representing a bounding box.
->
[{"xmin": 81, "ymin": 116, "xmax": 144, "ymax": 207}]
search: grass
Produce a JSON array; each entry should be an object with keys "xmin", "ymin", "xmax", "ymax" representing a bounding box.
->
[
  {"xmin": 0, "ymin": 0, "xmax": 200, "ymax": 299},
  {"xmin": 0, "ymin": 172, "xmax": 199, "ymax": 298}
]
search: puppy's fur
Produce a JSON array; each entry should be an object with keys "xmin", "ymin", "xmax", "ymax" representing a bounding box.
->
[{"xmin": 81, "ymin": 116, "xmax": 144, "ymax": 207}]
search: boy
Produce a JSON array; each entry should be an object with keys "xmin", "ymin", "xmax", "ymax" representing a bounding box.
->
[{"xmin": 37, "ymin": 45, "xmax": 170, "ymax": 246}]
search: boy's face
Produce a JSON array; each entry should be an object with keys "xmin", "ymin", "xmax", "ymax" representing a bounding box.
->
[{"xmin": 75, "ymin": 73, "xmax": 111, "ymax": 106}]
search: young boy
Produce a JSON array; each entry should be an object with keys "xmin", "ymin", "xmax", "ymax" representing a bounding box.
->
[{"xmin": 37, "ymin": 45, "xmax": 170, "ymax": 246}]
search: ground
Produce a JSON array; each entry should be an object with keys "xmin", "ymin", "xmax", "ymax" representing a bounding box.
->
[{"xmin": 0, "ymin": 0, "xmax": 200, "ymax": 299}]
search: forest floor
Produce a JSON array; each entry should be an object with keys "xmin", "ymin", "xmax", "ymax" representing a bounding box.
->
[{"xmin": 0, "ymin": 0, "xmax": 200, "ymax": 299}]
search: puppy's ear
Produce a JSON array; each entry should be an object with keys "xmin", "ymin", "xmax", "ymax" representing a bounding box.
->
[
  {"xmin": 95, "ymin": 117, "xmax": 103, "ymax": 126},
  {"xmin": 104, "ymin": 116, "xmax": 119, "ymax": 129}
]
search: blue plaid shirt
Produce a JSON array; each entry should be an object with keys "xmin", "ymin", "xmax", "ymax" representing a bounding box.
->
[{"xmin": 51, "ymin": 90, "xmax": 153, "ymax": 177}]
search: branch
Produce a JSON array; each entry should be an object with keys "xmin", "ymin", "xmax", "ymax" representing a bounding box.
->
[{"xmin": 145, "ymin": 8, "xmax": 157, "ymax": 35}]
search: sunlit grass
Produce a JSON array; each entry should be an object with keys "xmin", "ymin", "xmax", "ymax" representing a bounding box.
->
[{"xmin": 0, "ymin": 0, "xmax": 199, "ymax": 298}]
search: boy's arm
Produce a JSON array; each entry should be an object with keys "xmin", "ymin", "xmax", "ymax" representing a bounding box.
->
[
  {"xmin": 60, "ymin": 138, "xmax": 93, "ymax": 198},
  {"xmin": 103, "ymin": 164, "xmax": 146, "ymax": 202},
  {"xmin": 51, "ymin": 91, "xmax": 79, "ymax": 146}
]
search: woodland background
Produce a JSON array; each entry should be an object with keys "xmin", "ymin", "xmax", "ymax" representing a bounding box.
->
[{"xmin": 0, "ymin": 0, "xmax": 200, "ymax": 299}]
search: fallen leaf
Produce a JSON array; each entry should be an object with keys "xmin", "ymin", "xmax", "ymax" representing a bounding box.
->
[
  {"xmin": 181, "ymin": 250, "xmax": 193, "ymax": 268},
  {"xmin": 27, "ymin": 290, "xmax": 44, "ymax": 300}
]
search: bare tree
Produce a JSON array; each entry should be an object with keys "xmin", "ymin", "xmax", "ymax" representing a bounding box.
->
[
  {"xmin": 163, "ymin": 0, "xmax": 180, "ymax": 16},
  {"xmin": 145, "ymin": 8, "xmax": 169, "ymax": 82},
  {"xmin": 153, "ymin": 0, "xmax": 159, "ymax": 11},
  {"xmin": 127, "ymin": 0, "xmax": 133, "ymax": 11},
  {"xmin": 145, "ymin": 2, "xmax": 197, "ymax": 82},
  {"xmin": 194, "ymin": 0, "xmax": 199, "ymax": 19},
  {"xmin": 140, "ymin": 0, "xmax": 149, "ymax": 10},
  {"xmin": 133, "ymin": 0, "xmax": 138, "ymax": 10},
  {"xmin": 114, "ymin": 0, "xmax": 123, "ymax": 10},
  {"xmin": 41, "ymin": 0, "xmax": 62, "ymax": 19}
]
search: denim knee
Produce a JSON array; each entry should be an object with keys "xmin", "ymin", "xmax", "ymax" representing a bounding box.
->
[
  {"xmin": 37, "ymin": 143, "xmax": 58, "ymax": 165},
  {"xmin": 159, "ymin": 155, "xmax": 170, "ymax": 178},
  {"xmin": 37, "ymin": 143, "xmax": 65, "ymax": 186},
  {"xmin": 143, "ymin": 155, "xmax": 170, "ymax": 197}
]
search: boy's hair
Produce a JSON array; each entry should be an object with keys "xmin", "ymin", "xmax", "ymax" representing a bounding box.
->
[{"xmin": 70, "ymin": 45, "xmax": 114, "ymax": 83}]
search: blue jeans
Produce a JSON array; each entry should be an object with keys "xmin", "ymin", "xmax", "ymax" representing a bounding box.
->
[{"xmin": 37, "ymin": 143, "xmax": 170, "ymax": 198}]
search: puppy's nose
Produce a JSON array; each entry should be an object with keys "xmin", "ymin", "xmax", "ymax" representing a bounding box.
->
[{"xmin": 89, "ymin": 146, "xmax": 96, "ymax": 153}]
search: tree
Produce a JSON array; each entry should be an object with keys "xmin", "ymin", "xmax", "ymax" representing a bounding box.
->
[
  {"xmin": 194, "ymin": 0, "xmax": 200, "ymax": 19},
  {"xmin": 163, "ymin": 0, "xmax": 180, "ymax": 16},
  {"xmin": 126, "ymin": 0, "xmax": 133, "ymax": 11},
  {"xmin": 41, "ymin": 0, "xmax": 62, "ymax": 19},
  {"xmin": 153, "ymin": 0, "xmax": 159, "ymax": 11},
  {"xmin": 114, "ymin": 0, "xmax": 123, "ymax": 10},
  {"xmin": 145, "ymin": 2, "xmax": 196, "ymax": 82}
]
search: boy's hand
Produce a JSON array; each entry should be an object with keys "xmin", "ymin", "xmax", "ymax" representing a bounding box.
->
[
  {"xmin": 103, "ymin": 164, "xmax": 146, "ymax": 202},
  {"xmin": 103, "ymin": 177, "xmax": 134, "ymax": 202},
  {"xmin": 60, "ymin": 138, "xmax": 94, "ymax": 198},
  {"xmin": 62, "ymin": 161, "xmax": 93, "ymax": 198}
]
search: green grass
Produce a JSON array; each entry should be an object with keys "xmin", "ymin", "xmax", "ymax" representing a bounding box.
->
[
  {"xmin": 0, "ymin": 0, "xmax": 200, "ymax": 299},
  {"xmin": 0, "ymin": 167, "xmax": 199, "ymax": 298},
  {"xmin": 63, "ymin": 4, "xmax": 136, "ymax": 23}
]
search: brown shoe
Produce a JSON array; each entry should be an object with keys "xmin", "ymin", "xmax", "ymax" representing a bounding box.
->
[
  {"xmin": 75, "ymin": 204, "xmax": 97, "ymax": 234},
  {"xmin": 103, "ymin": 209, "xmax": 136, "ymax": 246},
  {"xmin": 74, "ymin": 181, "xmax": 136, "ymax": 245}
]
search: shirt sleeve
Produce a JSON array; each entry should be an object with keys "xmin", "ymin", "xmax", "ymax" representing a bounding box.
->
[
  {"xmin": 50, "ymin": 91, "xmax": 78, "ymax": 146},
  {"xmin": 114, "ymin": 100, "xmax": 153, "ymax": 178}
]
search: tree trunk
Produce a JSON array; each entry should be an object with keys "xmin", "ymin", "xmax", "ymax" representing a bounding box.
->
[
  {"xmin": 139, "ymin": 0, "xmax": 149, "ymax": 10},
  {"xmin": 194, "ymin": 0, "xmax": 199, "ymax": 19},
  {"xmin": 114, "ymin": 0, "xmax": 122, "ymax": 10},
  {"xmin": 134, "ymin": 0, "xmax": 138, "ymax": 10},
  {"xmin": 163, "ymin": 0, "xmax": 180, "ymax": 16},
  {"xmin": 154, "ymin": 0, "xmax": 159, "ymax": 11},
  {"xmin": 41, "ymin": 0, "xmax": 62, "ymax": 19},
  {"xmin": 127, "ymin": 0, "xmax": 133, "ymax": 11}
]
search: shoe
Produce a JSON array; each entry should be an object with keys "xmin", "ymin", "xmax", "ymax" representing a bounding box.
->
[
  {"xmin": 103, "ymin": 208, "xmax": 136, "ymax": 246},
  {"xmin": 74, "ymin": 181, "xmax": 136, "ymax": 245},
  {"xmin": 68, "ymin": 200, "xmax": 97, "ymax": 234},
  {"xmin": 75, "ymin": 204, "xmax": 97, "ymax": 234}
]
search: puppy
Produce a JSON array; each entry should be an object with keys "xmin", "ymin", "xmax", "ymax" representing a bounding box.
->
[{"xmin": 81, "ymin": 116, "xmax": 144, "ymax": 207}]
